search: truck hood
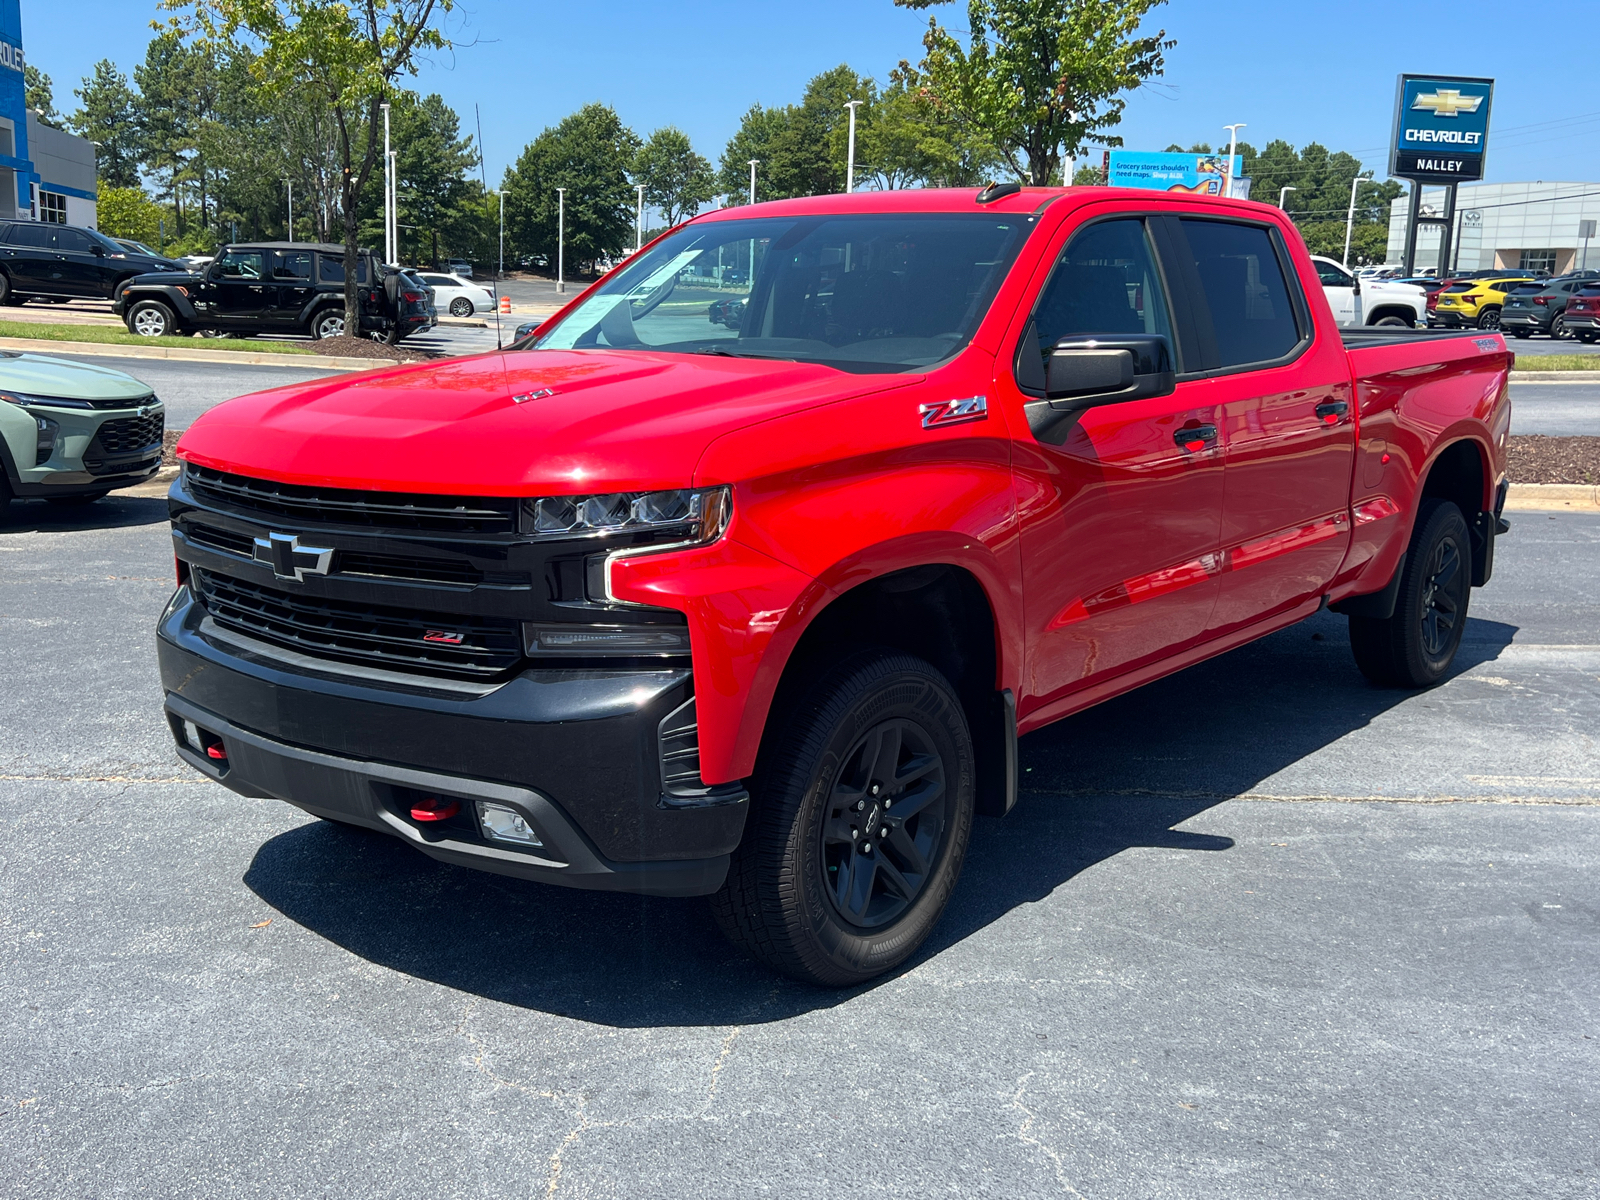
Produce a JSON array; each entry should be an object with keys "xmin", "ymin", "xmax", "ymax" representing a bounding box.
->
[
  {"xmin": 176, "ymin": 349, "xmax": 918, "ymax": 495},
  {"xmin": 0, "ymin": 352, "xmax": 155, "ymax": 403},
  {"xmin": 128, "ymin": 269, "xmax": 204, "ymax": 288}
]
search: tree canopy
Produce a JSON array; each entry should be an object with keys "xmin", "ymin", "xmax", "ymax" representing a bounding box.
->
[
  {"xmin": 503, "ymin": 104, "xmax": 641, "ymax": 270},
  {"xmin": 634, "ymin": 127, "xmax": 715, "ymax": 229}
]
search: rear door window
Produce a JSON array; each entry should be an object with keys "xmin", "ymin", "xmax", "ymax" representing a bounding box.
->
[
  {"xmin": 273, "ymin": 251, "xmax": 312, "ymax": 280},
  {"xmin": 318, "ymin": 255, "xmax": 368, "ymax": 283},
  {"xmin": 1178, "ymin": 219, "xmax": 1304, "ymax": 369},
  {"xmin": 6, "ymin": 224, "xmax": 55, "ymax": 248}
]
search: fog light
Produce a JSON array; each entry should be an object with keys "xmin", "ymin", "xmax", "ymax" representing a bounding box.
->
[
  {"xmin": 476, "ymin": 801, "xmax": 543, "ymax": 846},
  {"xmin": 182, "ymin": 719, "xmax": 203, "ymax": 751}
]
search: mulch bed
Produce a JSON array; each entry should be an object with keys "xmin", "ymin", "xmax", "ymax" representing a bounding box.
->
[
  {"xmin": 309, "ymin": 335, "xmax": 436, "ymax": 363},
  {"xmin": 1507, "ymin": 436, "xmax": 1600, "ymax": 485}
]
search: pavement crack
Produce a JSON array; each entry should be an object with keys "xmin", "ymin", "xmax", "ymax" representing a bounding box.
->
[{"xmin": 1008, "ymin": 1071, "xmax": 1087, "ymax": 1198}]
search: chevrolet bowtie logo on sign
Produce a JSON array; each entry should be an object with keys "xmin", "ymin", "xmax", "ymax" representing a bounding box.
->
[
  {"xmin": 252, "ymin": 531, "xmax": 334, "ymax": 583},
  {"xmin": 1412, "ymin": 89, "xmax": 1484, "ymax": 118}
]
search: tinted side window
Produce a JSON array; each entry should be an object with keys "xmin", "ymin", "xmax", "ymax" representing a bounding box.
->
[
  {"xmin": 1033, "ymin": 218, "xmax": 1172, "ymax": 350},
  {"xmin": 1315, "ymin": 260, "xmax": 1352, "ymax": 288},
  {"xmin": 1179, "ymin": 219, "xmax": 1302, "ymax": 368},
  {"xmin": 7, "ymin": 224, "xmax": 55, "ymax": 248},
  {"xmin": 319, "ymin": 256, "xmax": 345, "ymax": 283},
  {"xmin": 55, "ymin": 228, "xmax": 95, "ymax": 253},
  {"xmin": 274, "ymin": 251, "xmax": 312, "ymax": 280}
]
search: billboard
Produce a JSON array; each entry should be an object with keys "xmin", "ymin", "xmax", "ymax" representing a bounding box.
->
[
  {"xmin": 1390, "ymin": 75, "xmax": 1494, "ymax": 182},
  {"xmin": 1107, "ymin": 151, "xmax": 1244, "ymax": 197}
]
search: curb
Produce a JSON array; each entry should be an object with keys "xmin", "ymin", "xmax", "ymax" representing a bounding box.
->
[
  {"xmin": 1505, "ymin": 483, "xmax": 1600, "ymax": 511},
  {"xmin": 0, "ymin": 335, "xmax": 401, "ymax": 372},
  {"xmin": 1510, "ymin": 370, "xmax": 1600, "ymax": 381}
]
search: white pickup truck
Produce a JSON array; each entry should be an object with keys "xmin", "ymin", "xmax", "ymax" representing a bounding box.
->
[{"xmin": 1312, "ymin": 256, "xmax": 1426, "ymax": 328}]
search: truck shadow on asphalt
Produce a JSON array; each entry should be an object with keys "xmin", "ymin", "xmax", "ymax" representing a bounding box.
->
[
  {"xmin": 242, "ymin": 609, "xmax": 1518, "ymax": 1027},
  {"xmin": 0, "ymin": 494, "xmax": 169, "ymax": 532}
]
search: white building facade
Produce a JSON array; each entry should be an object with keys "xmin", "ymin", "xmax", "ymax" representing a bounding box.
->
[{"xmin": 1386, "ymin": 181, "xmax": 1600, "ymax": 275}]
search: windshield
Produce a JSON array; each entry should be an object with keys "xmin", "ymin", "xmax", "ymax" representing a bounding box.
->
[{"xmin": 530, "ymin": 213, "xmax": 1029, "ymax": 372}]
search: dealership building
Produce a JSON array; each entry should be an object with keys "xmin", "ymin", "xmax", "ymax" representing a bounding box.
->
[
  {"xmin": 0, "ymin": 0, "xmax": 98, "ymax": 226},
  {"xmin": 1386, "ymin": 181, "xmax": 1600, "ymax": 275}
]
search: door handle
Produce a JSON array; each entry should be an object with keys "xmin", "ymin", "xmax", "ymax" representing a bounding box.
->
[
  {"xmin": 1174, "ymin": 424, "xmax": 1218, "ymax": 452},
  {"xmin": 1315, "ymin": 400, "xmax": 1350, "ymax": 424}
]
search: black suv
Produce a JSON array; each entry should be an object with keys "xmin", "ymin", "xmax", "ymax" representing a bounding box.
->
[
  {"xmin": 112, "ymin": 242, "xmax": 435, "ymax": 343},
  {"xmin": 0, "ymin": 221, "xmax": 183, "ymax": 304}
]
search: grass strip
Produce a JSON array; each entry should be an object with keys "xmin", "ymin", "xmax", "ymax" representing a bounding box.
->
[
  {"xmin": 1511, "ymin": 354, "xmax": 1600, "ymax": 371},
  {"xmin": 0, "ymin": 320, "xmax": 319, "ymax": 355}
]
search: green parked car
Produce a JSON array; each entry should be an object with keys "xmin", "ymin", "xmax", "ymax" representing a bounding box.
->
[{"xmin": 0, "ymin": 352, "xmax": 164, "ymax": 517}]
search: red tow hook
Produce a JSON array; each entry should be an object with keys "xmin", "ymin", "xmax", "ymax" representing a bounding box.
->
[
  {"xmin": 206, "ymin": 744, "xmax": 228, "ymax": 761},
  {"xmin": 410, "ymin": 796, "xmax": 460, "ymax": 822}
]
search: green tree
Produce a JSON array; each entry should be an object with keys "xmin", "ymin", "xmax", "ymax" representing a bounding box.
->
[
  {"xmin": 503, "ymin": 103, "xmax": 641, "ymax": 271},
  {"xmin": 634, "ymin": 127, "xmax": 714, "ymax": 228},
  {"xmin": 857, "ymin": 72, "xmax": 1000, "ymax": 188},
  {"xmin": 716, "ymin": 104, "xmax": 791, "ymax": 204},
  {"xmin": 895, "ymin": 0, "xmax": 1173, "ymax": 185},
  {"xmin": 23, "ymin": 64, "xmax": 61, "ymax": 127},
  {"xmin": 95, "ymin": 186, "xmax": 165, "ymax": 243},
  {"xmin": 165, "ymin": 0, "xmax": 456, "ymax": 332},
  {"xmin": 768, "ymin": 64, "xmax": 872, "ymax": 198},
  {"xmin": 1230, "ymin": 139, "xmax": 1402, "ymax": 265},
  {"xmin": 69, "ymin": 61, "xmax": 142, "ymax": 188}
]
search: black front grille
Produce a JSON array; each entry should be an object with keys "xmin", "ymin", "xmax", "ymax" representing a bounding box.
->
[
  {"xmin": 89, "ymin": 412, "xmax": 164, "ymax": 457},
  {"xmin": 182, "ymin": 521, "xmax": 498, "ymax": 587},
  {"xmin": 192, "ymin": 567, "xmax": 523, "ymax": 679},
  {"xmin": 186, "ymin": 464, "xmax": 519, "ymax": 535}
]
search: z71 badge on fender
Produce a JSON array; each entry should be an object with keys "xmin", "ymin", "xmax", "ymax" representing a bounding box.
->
[{"xmin": 919, "ymin": 396, "xmax": 987, "ymax": 429}]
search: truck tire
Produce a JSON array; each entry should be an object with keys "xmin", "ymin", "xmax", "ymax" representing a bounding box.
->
[
  {"xmin": 310, "ymin": 308, "xmax": 345, "ymax": 340},
  {"xmin": 1348, "ymin": 498, "xmax": 1471, "ymax": 688},
  {"xmin": 127, "ymin": 300, "xmax": 177, "ymax": 338},
  {"xmin": 1476, "ymin": 307, "xmax": 1501, "ymax": 330},
  {"xmin": 710, "ymin": 650, "xmax": 975, "ymax": 986},
  {"xmin": 1373, "ymin": 314, "xmax": 1411, "ymax": 327}
]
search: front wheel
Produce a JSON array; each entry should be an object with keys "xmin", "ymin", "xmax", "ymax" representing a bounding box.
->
[
  {"xmin": 448, "ymin": 297, "xmax": 473, "ymax": 317},
  {"xmin": 710, "ymin": 651, "xmax": 975, "ymax": 986},
  {"xmin": 1374, "ymin": 315, "xmax": 1411, "ymax": 328},
  {"xmin": 1512, "ymin": 329, "xmax": 1533, "ymax": 339},
  {"xmin": 1578, "ymin": 332, "xmax": 1598, "ymax": 344},
  {"xmin": 127, "ymin": 300, "xmax": 176, "ymax": 338},
  {"xmin": 1477, "ymin": 307, "xmax": 1501, "ymax": 330},
  {"xmin": 1348, "ymin": 498, "xmax": 1472, "ymax": 688}
]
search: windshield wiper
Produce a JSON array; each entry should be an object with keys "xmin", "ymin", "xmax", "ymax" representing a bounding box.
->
[{"xmin": 692, "ymin": 345, "xmax": 784, "ymax": 360}]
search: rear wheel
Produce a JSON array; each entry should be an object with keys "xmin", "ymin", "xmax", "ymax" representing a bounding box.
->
[
  {"xmin": 310, "ymin": 308, "xmax": 345, "ymax": 340},
  {"xmin": 1477, "ymin": 307, "xmax": 1501, "ymax": 330},
  {"xmin": 1348, "ymin": 498, "xmax": 1472, "ymax": 688},
  {"xmin": 1551, "ymin": 313, "xmax": 1568, "ymax": 340},
  {"xmin": 1512, "ymin": 329, "xmax": 1532, "ymax": 339},
  {"xmin": 127, "ymin": 300, "xmax": 176, "ymax": 338},
  {"xmin": 711, "ymin": 651, "xmax": 975, "ymax": 986},
  {"xmin": 1579, "ymin": 332, "xmax": 1598, "ymax": 344}
]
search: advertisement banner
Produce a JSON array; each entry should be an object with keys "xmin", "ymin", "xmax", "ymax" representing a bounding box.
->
[
  {"xmin": 1107, "ymin": 151, "xmax": 1244, "ymax": 196},
  {"xmin": 1390, "ymin": 75, "xmax": 1494, "ymax": 182}
]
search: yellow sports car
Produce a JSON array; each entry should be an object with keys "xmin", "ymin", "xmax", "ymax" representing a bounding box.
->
[{"xmin": 1430, "ymin": 276, "xmax": 1537, "ymax": 330}]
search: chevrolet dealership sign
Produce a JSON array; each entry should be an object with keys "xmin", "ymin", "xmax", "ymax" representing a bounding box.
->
[{"xmin": 1390, "ymin": 75, "xmax": 1493, "ymax": 182}]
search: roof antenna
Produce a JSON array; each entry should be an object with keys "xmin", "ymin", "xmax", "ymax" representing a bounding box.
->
[{"xmin": 976, "ymin": 180, "xmax": 1023, "ymax": 204}]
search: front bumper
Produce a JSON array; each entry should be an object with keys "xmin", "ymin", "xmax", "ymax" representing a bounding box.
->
[{"xmin": 157, "ymin": 585, "xmax": 748, "ymax": 896}]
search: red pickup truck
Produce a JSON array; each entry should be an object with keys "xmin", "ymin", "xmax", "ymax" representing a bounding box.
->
[{"xmin": 161, "ymin": 185, "xmax": 1512, "ymax": 985}]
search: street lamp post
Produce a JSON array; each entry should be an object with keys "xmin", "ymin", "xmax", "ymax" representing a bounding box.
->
[
  {"xmin": 495, "ymin": 189, "xmax": 506, "ymax": 349},
  {"xmin": 380, "ymin": 102, "xmax": 393, "ymax": 264},
  {"xmin": 1343, "ymin": 171, "xmax": 1372, "ymax": 268},
  {"xmin": 748, "ymin": 159, "xmax": 759, "ymax": 205},
  {"xmin": 286, "ymin": 180, "xmax": 293, "ymax": 242},
  {"xmin": 1222, "ymin": 123, "xmax": 1246, "ymax": 199},
  {"xmin": 844, "ymin": 100, "xmax": 864, "ymax": 192},
  {"xmin": 636, "ymin": 184, "xmax": 645, "ymax": 252},
  {"xmin": 1279, "ymin": 185, "xmax": 1297, "ymax": 211},
  {"xmin": 555, "ymin": 187, "xmax": 566, "ymax": 294}
]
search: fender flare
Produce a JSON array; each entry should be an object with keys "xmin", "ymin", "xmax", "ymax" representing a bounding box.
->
[{"xmin": 123, "ymin": 286, "xmax": 198, "ymax": 321}]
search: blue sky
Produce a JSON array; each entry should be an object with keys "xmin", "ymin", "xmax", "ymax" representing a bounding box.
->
[{"xmin": 25, "ymin": 0, "xmax": 1598, "ymax": 189}]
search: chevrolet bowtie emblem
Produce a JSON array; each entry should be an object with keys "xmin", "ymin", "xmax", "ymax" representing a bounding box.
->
[
  {"xmin": 1412, "ymin": 89, "xmax": 1483, "ymax": 118},
  {"xmin": 253, "ymin": 531, "xmax": 334, "ymax": 582}
]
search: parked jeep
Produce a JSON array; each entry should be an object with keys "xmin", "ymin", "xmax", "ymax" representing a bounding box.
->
[{"xmin": 112, "ymin": 242, "xmax": 432, "ymax": 343}]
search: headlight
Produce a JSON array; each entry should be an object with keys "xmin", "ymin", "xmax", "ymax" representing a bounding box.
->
[
  {"xmin": 0, "ymin": 390, "xmax": 93, "ymax": 411},
  {"xmin": 521, "ymin": 486, "xmax": 730, "ymax": 544}
]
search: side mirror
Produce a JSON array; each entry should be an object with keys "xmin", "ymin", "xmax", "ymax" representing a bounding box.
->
[
  {"xmin": 1026, "ymin": 333, "xmax": 1175, "ymax": 444},
  {"xmin": 1351, "ymin": 277, "xmax": 1362, "ymax": 296},
  {"xmin": 205, "ymin": 263, "xmax": 223, "ymax": 281},
  {"xmin": 90, "ymin": 243, "xmax": 105, "ymax": 256}
]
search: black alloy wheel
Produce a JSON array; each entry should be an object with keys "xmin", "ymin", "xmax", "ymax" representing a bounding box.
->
[
  {"xmin": 819, "ymin": 718, "xmax": 949, "ymax": 930},
  {"xmin": 0, "ymin": 270, "xmax": 9, "ymax": 304},
  {"xmin": 1551, "ymin": 313, "xmax": 1568, "ymax": 340},
  {"xmin": 711, "ymin": 650, "xmax": 975, "ymax": 986},
  {"xmin": 1477, "ymin": 307, "xmax": 1501, "ymax": 330},
  {"xmin": 1348, "ymin": 498, "xmax": 1472, "ymax": 688}
]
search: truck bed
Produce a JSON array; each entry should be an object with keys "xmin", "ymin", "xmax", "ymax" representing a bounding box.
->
[{"xmin": 1340, "ymin": 325, "xmax": 1513, "ymax": 380}]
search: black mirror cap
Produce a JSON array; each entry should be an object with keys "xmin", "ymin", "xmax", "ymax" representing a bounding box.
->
[{"xmin": 1026, "ymin": 333, "xmax": 1176, "ymax": 444}]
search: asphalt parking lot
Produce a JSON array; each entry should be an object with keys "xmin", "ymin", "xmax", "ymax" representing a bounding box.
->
[{"xmin": 2, "ymin": 458, "xmax": 1597, "ymax": 1194}]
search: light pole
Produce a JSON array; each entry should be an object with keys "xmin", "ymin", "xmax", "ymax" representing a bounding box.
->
[
  {"xmin": 555, "ymin": 187, "xmax": 566, "ymax": 294},
  {"xmin": 1223, "ymin": 123, "xmax": 1246, "ymax": 199},
  {"xmin": 286, "ymin": 180, "xmax": 293, "ymax": 242},
  {"xmin": 1278, "ymin": 185, "xmax": 1297, "ymax": 211},
  {"xmin": 748, "ymin": 159, "xmax": 758, "ymax": 205},
  {"xmin": 495, "ymin": 189, "xmax": 506, "ymax": 348},
  {"xmin": 844, "ymin": 99, "xmax": 864, "ymax": 192},
  {"xmin": 389, "ymin": 149, "xmax": 399, "ymax": 261},
  {"xmin": 635, "ymin": 183, "xmax": 645, "ymax": 252},
  {"xmin": 380, "ymin": 102, "xmax": 393, "ymax": 264},
  {"xmin": 1343, "ymin": 171, "xmax": 1372, "ymax": 268}
]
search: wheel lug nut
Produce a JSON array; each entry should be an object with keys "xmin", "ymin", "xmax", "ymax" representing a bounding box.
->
[
  {"xmin": 851, "ymin": 829, "xmax": 859, "ymax": 840},
  {"xmin": 883, "ymin": 798, "xmax": 891, "ymax": 809},
  {"xmin": 862, "ymin": 842, "xmax": 872, "ymax": 854},
  {"xmin": 880, "ymin": 827, "xmax": 888, "ymax": 838},
  {"xmin": 870, "ymin": 784, "xmax": 880, "ymax": 796}
]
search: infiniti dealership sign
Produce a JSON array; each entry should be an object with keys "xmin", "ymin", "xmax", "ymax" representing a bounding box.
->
[{"xmin": 1390, "ymin": 74, "xmax": 1494, "ymax": 182}]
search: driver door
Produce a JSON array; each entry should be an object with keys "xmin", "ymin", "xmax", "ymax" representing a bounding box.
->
[
  {"xmin": 209, "ymin": 249, "xmax": 270, "ymax": 327},
  {"xmin": 1004, "ymin": 212, "xmax": 1226, "ymax": 718}
]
